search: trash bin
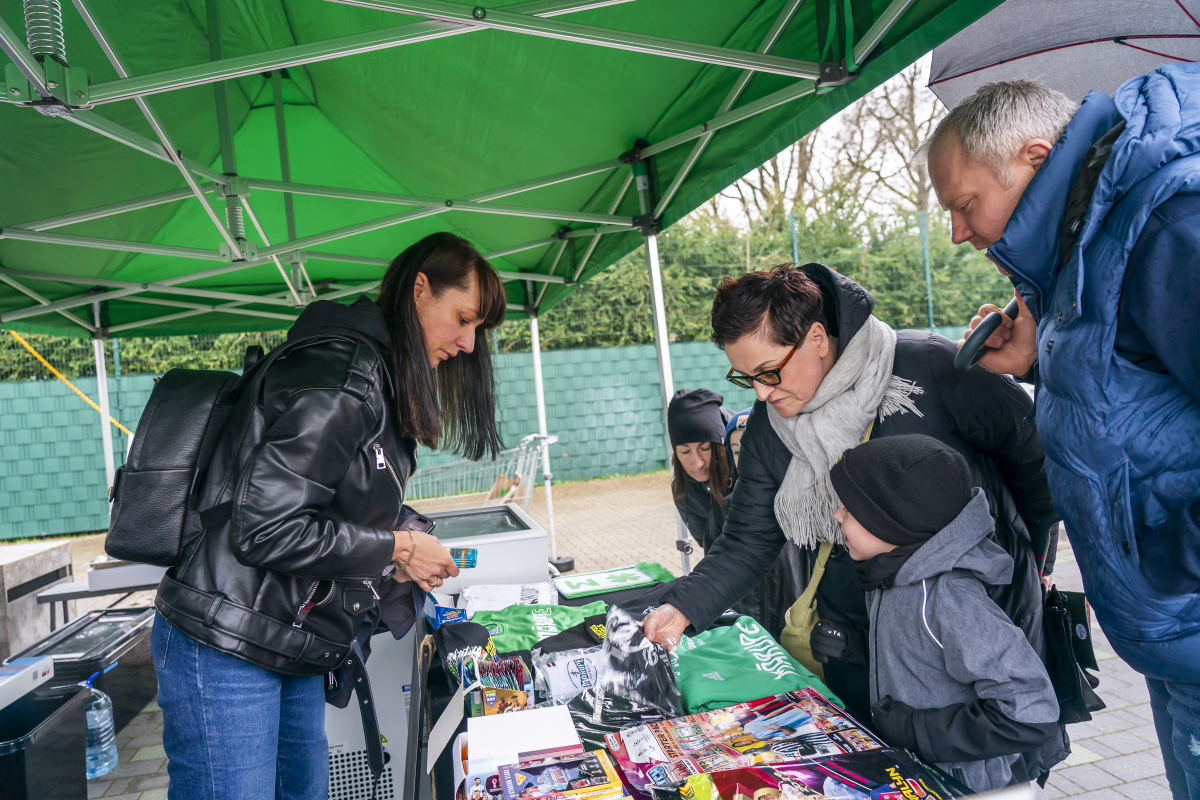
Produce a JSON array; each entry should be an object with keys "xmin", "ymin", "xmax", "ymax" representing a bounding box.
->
[
  {"xmin": 0, "ymin": 683, "xmax": 89, "ymax": 799},
  {"xmin": 4, "ymin": 608, "xmax": 155, "ymax": 734}
]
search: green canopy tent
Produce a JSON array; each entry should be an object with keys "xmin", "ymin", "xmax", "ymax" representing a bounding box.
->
[{"xmin": 0, "ymin": 0, "xmax": 1000, "ymax": 571}]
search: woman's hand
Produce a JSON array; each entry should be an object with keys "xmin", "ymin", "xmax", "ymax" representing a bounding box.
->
[
  {"xmin": 959, "ymin": 290, "xmax": 1038, "ymax": 377},
  {"xmin": 642, "ymin": 603, "xmax": 691, "ymax": 651},
  {"xmin": 393, "ymin": 529, "xmax": 459, "ymax": 592}
]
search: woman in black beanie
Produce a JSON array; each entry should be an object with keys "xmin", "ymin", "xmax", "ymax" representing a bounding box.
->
[{"xmin": 667, "ymin": 388, "xmax": 734, "ymax": 553}]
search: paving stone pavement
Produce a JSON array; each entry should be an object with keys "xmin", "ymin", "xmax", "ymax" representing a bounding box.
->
[
  {"xmin": 1037, "ymin": 538, "xmax": 1173, "ymax": 800},
  {"xmin": 67, "ymin": 472, "xmax": 1176, "ymax": 798}
]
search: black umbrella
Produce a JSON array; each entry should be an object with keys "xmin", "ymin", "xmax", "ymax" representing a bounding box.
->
[{"xmin": 928, "ymin": 0, "xmax": 1200, "ymax": 107}]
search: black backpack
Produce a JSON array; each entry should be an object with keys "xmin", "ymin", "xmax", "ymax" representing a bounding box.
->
[{"xmin": 106, "ymin": 334, "xmax": 368, "ymax": 566}]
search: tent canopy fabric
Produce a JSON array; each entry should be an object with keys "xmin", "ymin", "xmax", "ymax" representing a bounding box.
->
[
  {"xmin": 929, "ymin": 0, "xmax": 1200, "ymax": 108},
  {"xmin": 1, "ymin": 0, "xmax": 1000, "ymax": 337}
]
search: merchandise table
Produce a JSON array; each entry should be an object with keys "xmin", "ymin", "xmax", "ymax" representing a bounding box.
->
[{"xmin": 400, "ymin": 583, "xmax": 659, "ymax": 800}]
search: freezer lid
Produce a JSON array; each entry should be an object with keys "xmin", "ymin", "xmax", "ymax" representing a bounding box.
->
[
  {"xmin": 425, "ymin": 506, "xmax": 542, "ymax": 542},
  {"xmin": 8, "ymin": 608, "xmax": 154, "ymax": 663}
]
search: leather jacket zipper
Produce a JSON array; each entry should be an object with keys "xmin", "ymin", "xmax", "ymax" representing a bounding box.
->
[
  {"xmin": 294, "ymin": 581, "xmax": 321, "ymax": 629},
  {"xmin": 293, "ymin": 580, "xmax": 338, "ymax": 630},
  {"xmin": 372, "ymin": 442, "xmax": 404, "ymax": 495}
]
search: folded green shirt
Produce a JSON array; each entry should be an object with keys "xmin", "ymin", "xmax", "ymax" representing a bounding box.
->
[
  {"xmin": 471, "ymin": 600, "xmax": 608, "ymax": 652},
  {"xmin": 669, "ymin": 616, "xmax": 843, "ymax": 713}
]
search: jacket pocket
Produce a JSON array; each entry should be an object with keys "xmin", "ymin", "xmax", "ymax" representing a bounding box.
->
[
  {"xmin": 342, "ymin": 586, "xmax": 377, "ymax": 615},
  {"xmin": 1134, "ymin": 468, "xmax": 1200, "ymax": 595},
  {"xmin": 1104, "ymin": 461, "xmax": 1139, "ymax": 572}
]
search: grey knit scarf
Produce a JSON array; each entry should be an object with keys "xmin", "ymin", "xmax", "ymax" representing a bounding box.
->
[{"xmin": 767, "ymin": 316, "xmax": 923, "ymax": 548}]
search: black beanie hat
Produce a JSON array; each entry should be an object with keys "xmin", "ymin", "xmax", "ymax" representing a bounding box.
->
[
  {"xmin": 667, "ymin": 388, "xmax": 726, "ymax": 447},
  {"xmin": 829, "ymin": 434, "xmax": 973, "ymax": 546}
]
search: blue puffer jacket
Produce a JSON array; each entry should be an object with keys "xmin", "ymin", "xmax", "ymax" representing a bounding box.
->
[{"xmin": 989, "ymin": 64, "xmax": 1200, "ymax": 681}]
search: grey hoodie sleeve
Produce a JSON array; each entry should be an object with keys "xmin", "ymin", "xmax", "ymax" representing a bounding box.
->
[
  {"xmin": 936, "ymin": 576, "xmax": 1059, "ymax": 723},
  {"xmin": 888, "ymin": 575, "xmax": 1060, "ymax": 762}
]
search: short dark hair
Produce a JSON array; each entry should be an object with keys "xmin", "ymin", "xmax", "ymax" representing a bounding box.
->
[
  {"xmin": 377, "ymin": 232, "xmax": 507, "ymax": 460},
  {"xmin": 711, "ymin": 264, "xmax": 827, "ymax": 350}
]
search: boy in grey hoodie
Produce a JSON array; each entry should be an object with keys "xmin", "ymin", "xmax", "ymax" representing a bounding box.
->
[{"xmin": 828, "ymin": 434, "xmax": 1066, "ymax": 792}]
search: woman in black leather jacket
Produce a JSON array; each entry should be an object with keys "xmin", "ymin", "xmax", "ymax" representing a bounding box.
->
[{"xmin": 151, "ymin": 232, "xmax": 506, "ymax": 800}]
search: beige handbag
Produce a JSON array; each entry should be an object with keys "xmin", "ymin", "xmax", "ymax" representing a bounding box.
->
[
  {"xmin": 780, "ymin": 541, "xmax": 834, "ymax": 679},
  {"xmin": 778, "ymin": 420, "xmax": 873, "ymax": 679}
]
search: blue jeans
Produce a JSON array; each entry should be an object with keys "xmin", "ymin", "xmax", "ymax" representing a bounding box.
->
[
  {"xmin": 1147, "ymin": 677, "xmax": 1200, "ymax": 800},
  {"xmin": 152, "ymin": 613, "xmax": 328, "ymax": 800}
]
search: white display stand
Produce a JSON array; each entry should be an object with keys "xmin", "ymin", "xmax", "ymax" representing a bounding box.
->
[{"xmin": 325, "ymin": 502, "xmax": 548, "ymax": 800}]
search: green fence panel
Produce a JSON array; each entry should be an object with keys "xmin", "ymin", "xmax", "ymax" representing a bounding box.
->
[{"xmin": 0, "ymin": 342, "xmax": 746, "ymax": 539}]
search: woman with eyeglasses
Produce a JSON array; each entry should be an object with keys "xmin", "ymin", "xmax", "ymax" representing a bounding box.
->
[{"xmin": 644, "ymin": 264, "xmax": 1060, "ymax": 753}]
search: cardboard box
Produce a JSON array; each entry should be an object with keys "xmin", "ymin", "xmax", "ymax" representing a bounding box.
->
[{"xmin": 0, "ymin": 656, "xmax": 54, "ymax": 712}]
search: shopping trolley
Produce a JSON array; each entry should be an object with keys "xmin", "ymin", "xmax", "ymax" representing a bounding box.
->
[
  {"xmin": 405, "ymin": 433, "xmax": 565, "ymax": 575},
  {"xmin": 405, "ymin": 433, "xmax": 554, "ymax": 512}
]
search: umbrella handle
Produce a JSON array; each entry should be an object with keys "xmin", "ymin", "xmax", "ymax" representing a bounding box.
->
[{"xmin": 954, "ymin": 296, "xmax": 1022, "ymax": 371}]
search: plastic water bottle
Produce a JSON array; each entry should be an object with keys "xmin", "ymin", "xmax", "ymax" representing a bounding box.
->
[{"xmin": 83, "ymin": 672, "xmax": 118, "ymax": 780}]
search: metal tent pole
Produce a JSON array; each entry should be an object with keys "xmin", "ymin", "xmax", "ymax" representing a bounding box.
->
[
  {"xmin": 530, "ymin": 311, "xmax": 573, "ymax": 573},
  {"xmin": 654, "ymin": 0, "xmax": 806, "ymax": 218},
  {"xmin": 70, "ymin": 0, "xmax": 242, "ymax": 256},
  {"xmin": 790, "ymin": 211, "xmax": 800, "ymax": 265},
  {"xmin": 84, "ymin": 0, "xmax": 636, "ymax": 105},
  {"xmin": 919, "ymin": 210, "xmax": 934, "ymax": 328},
  {"xmin": 92, "ymin": 302, "xmax": 115, "ymax": 503},
  {"xmin": 634, "ymin": 159, "xmax": 690, "ymax": 574},
  {"xmin": 331, "ymin": 0, "xmax": 821, "ymax": 79}
]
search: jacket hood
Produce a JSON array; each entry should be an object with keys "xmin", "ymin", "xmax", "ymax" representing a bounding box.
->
[
  {"xmin": 893, "ymin": 489, "xmax": 1013, "ymax": 587},
  {"xmin": 288, "ymin": 296, "xmax": 391, "ymax": 353},
  {"xmin": 990, "ymin": 63, "xmax": 1200, "ymax": 298},
  {"xmin": 800, "ymin": 262, "xmax": 875, "ymax": 348}
]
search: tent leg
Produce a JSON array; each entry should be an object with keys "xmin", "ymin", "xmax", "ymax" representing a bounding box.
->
[
  {"xmin": 635, "ymin": 154, "xmax": 691, "ymax": 575},
  {"xmin": 92, "ymin": 302, "xmax": 115, "ymax": 509},
  {"xmin": 642, "ymin": 232, "xmax": 691, "ymax": 575},
  {"xmin": 531, "ymin": 313, "xmax": 573, "ymax": 574}
]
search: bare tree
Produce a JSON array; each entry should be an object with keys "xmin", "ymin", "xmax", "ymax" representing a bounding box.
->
[
  {"xmin": 697, "ymin": 58, "xmax": 944, "ymax": 237},
  {"xmin": 851, "ymin": 62, "xmax": 945, "ymax": 212}
]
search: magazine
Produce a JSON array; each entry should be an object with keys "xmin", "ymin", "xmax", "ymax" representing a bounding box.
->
[
  {"xmin": 604, "ymin": 687, "xmax": 884, "ymax": 794},
  {"xmin": 679, "ymin": 748, "xmax": 969, "ymax": 800},
  {"xmin": 499, "ymin": 750, "xmax": 625, "ymax": 800}
]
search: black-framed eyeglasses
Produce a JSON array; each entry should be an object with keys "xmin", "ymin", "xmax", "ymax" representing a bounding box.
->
[{"xmin": 726, "ymin": 341, "xmax": 801, "ymax": 389}]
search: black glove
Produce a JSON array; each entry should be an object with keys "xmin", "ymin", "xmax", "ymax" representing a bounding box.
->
[
  {"xmin": 809, "ymin": 619, "xmax": 867, "ymax": 668},
  {"xmin": 870, "ymin": 696, "xmax": 919, "ymax": 751}
]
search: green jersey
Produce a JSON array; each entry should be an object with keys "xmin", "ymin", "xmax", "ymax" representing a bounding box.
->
[
  {"xmin": 669, "ymin": 616, "xmax": 842, "ymax": 713},
  {"xmin": 472, "ymin": 601, "xmax": 608, "ymax": 652}
]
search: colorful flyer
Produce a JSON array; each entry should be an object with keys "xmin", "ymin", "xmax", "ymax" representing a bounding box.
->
[
  {"xmin": 604, "ymin": 687, "xmax": 884, "ymax": 795},
  {"xmin": 680, "ymin": 748, "xmax": 969, "ymax": 800},
  {"xmin": 498, "ymin": 750, "xmax": 625, "ymax": 800}
]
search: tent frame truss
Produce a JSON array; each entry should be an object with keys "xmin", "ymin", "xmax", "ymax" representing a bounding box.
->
[{"xmin": 2, "ymin": 0, "xmax": 920, "ymax": 572}]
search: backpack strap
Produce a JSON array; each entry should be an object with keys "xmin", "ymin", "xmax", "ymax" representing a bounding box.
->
[{"xmin": 195, "ymin": 332, "xmax": 388, "ymax": 528}]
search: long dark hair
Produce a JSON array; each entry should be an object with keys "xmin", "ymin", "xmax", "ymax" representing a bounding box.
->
[
  {"xmin": 671, "ymin": 443, "xmax": 732, "ymax": 507},
  {"xmin": 377, "ymin": 232, "xmax": 507, "ymax": 460}
]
